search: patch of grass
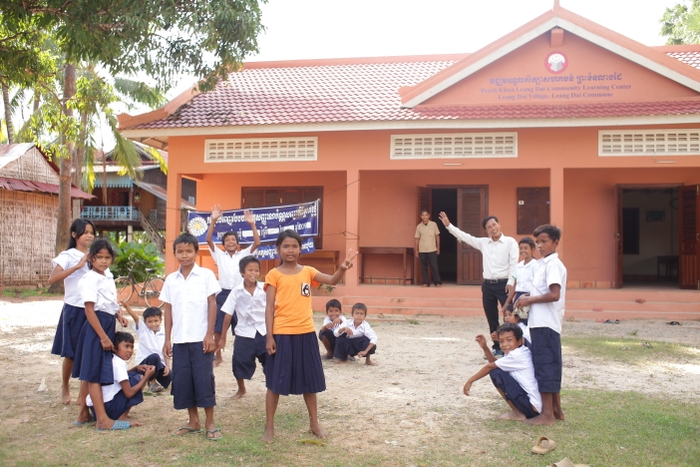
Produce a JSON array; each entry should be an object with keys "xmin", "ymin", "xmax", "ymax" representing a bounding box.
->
[
  {"xmin": 562, "ymin": 336, "xmax": 698, "ymax": 365},
  {"xmin": 406, "ymin": 319, "xmax": 420, "ymax": 325},
  {"xmin": 0, "ymin": 287, "xmax": 61, "ymax": 299}
]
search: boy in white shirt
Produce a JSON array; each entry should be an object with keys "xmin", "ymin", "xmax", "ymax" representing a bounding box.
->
[
  {"xmin": 500, "ymin": 237, "xmax": 538, "ymax": 321},
  {"xmin": 463, "ymin": 323, "xmax": 541, "ymax": 421},
  {"xmin": 161, "ymin": 234, "xmax": 223, "ymax": 440},
  {"xmin": 333, "ymin": 303, "xmax": 378, "ymax": 365},
  {"xmin": 122, "ymin": 303, "xmax": 171, "ymax": 393},
  {"xmin": 206, "ymin": 205, "xmax": 261, "ymax": 367},
  {"xmin": 318, "ymin": 299, "xmax": 347, "ymax": 359},
  {"xmin": 218, "ymin": 255, "xmax": 267, "ymax": 400}
]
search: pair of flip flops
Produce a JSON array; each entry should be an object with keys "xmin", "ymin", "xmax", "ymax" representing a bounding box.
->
[
  {"xmin": 532, "ymin": 437, "xmax": 589, "ymax": 467},
  {"xmin": 96, "ymin": 420, "xmax": 131, "ymax": 431},
  {"xmin": 172, "ymin": 426, "xmax": 222, "ymax": 440}
]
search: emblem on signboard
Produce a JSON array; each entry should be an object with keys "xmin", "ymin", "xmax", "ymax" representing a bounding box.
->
[
  {"xmin": 545, "ymin": 52, "xmax": 568, "ymax": 73},
  {"xmin": 187, "ymin": 216, "xmax": 208, "ymax": 237}
]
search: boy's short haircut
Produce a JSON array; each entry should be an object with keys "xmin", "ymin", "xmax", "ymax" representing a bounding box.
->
[
  {"xmin": 114, "ymin": 331, "xmax": 135, "ymax": 346},
  {"xmin": 222, "ymin": 231, "xmax": 238, "ymax": 243},
  {"xmin": 239, "ymin": 254, "xmax": 261, "ymax": 273},
  {"xmin": 420, "ymin": 210, "xmax": 430, "ymax": 215},
  {"xmin": 352, "ymin": 302, "xmax": 368, "ymax": 314},
  {"xmin": 173, "ymin": 233, "xmax": 199, "ymax": 253},
  {"xmin": 482, "ymin": 215, "xmax": 499, "ymax": 229},
  {"xmin": 497, "ymin": 322, "xmax": 523, "ymax": 340},
  {"xmin": 533, "ymin": 224, "xmax": 561, "ymax": 242},
  {"xmin": 325, "ymin": 299, "xmax": 342, "ymax": 312},
  {"xmin": 142, "ymin": 306, "xmax": 162, "ymax": 319},
  {"xmin": 519, "ymin": 237, "xmax": 536, "ymax": 248}
]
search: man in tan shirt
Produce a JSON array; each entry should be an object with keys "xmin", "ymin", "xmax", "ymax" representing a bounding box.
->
[{"xmin": 415, "ymin": 210, "xmax": 442, "ymax": 287}]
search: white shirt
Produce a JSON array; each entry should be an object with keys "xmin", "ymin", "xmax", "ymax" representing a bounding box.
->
[
  {"xmin": 528, "ymin": 253, "xmax": 567, "ymax": 334},
  {"xmin": 79, "ymin": 270, "xmax": 120, "ymax": 315},
  {"xmin": 514, "ymin": 259, "xmax": 537, "ymax": 294},
  {"xmin": 518, "ymin": 322, "xmax": 531, "ymax": 343},
  {"xmin": 160, "ymin": 264, "xmax": 221, "ymax": 344},
  {"xmin": 211, "ymin": 245, "xmax": 253, "ymax": 290},
  {"xmin": 87, "ymin": 354, "xmax": 129, "ymax": 406},
  {"xmin": 321, "ymin": 315, "xmax": 348, "ymax": 332},
  {"xmin": 495, "ymin": 345, "xmax": 542, "ymax": 413},
  {"xmin": 134, "ymin": 318, "xmax": 166, "ymax": 366},
  {"xmin": 221, "ymin": 281, "xmax": 267, "ymax": 338},
  {"xmin": 334, "ymin": 319, "xmax": 378, "ymax": 344},
  {"xmin": 446, "ymin": 224, "xmax": 518, "ymax": 285},
  {"xmin": 53, "ymin": 248, "xmax": 90, "ymax": 307}
]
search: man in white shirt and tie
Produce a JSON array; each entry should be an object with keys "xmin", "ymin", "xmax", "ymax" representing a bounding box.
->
[{"xmin": 439, "ymin": 212, "xmax": 518, "ymax": 357}]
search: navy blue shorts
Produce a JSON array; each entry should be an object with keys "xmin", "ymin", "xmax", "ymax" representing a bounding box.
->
[
  {"xmin": 90, "ymin": 372, "xmax": 144, "ymax": 420},
  {"xmin": 72, "ymin": 311, "xmax": 115, "ymax": 384},
  {"xmin": 318, "ymin": 329, "xmax": 338, "ymax": 350},
  {"xmin": 489, "ymin": 368, "xmax": 539, "ymax": 419},
  {"xmin": 333, "ymin": 335, "xmax": 376, "ymax": 361},
  {"xmin": 51, "ymin": 304, "xmax": 86, "ymax": 359},
  {"xmin": 214, "ymin": 289, "xmax": 236, "ymax": 335},
  {"xmin": 172, "ymin": 342, "xmax": 216, "ymax": 409},
  {"xmin": 529, "ymin": 327, "xmax": 562, "ymax": 393},
  {"xmin": 264, "ymin": 333, "xmax": 325, "ymax": 396},
  {"xmin": 233, "ymin": 332, "xmax": 267, "ymax": 380},
  {"xmin": 139, "ymin": 353, "xmax": 172, "ymax": 389}
]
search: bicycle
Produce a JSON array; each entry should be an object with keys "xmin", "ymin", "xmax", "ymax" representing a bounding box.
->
[{"xmin": 114, "ymin": 260, "xmax": 166, "ymax": 308}]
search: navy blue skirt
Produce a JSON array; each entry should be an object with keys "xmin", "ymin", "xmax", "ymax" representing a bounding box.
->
[
  {"xmin": 51, "ymin": 304, "xmax": 86, "ymax": 359},
  {"xmin": 72, "ymin": 311, "xmax": 116, "ymax": 384},
  {"xmin": 264, "ymin": 332, "xmax": 325, "ymax": 396}
]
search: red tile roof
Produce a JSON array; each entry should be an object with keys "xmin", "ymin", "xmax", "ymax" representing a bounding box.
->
[{"xmin": 665, "ymin": 51, "xmax": 700, "ymax": 69}]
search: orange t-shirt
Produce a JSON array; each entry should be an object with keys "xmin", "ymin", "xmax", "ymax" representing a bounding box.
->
[{"xmin": 265, "ymin": 266, "xmax": 319, "ymax": 335}]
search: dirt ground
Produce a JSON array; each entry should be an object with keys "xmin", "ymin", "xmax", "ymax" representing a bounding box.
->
[{"xmin": 1, "ymin": 298, "xmax": 699, "ymax": 462}]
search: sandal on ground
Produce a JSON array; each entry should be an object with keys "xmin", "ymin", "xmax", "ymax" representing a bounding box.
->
[
  {"xmin": 172, "ymin": 426, "xmax": 203, "ymax": 436},
  {"xmin": 206, "ymin": 428, "xmax": 223, "ymax": 441},
  {"xmin": 531, "ymin": 435, "xmax": 556, "ymax": 455},
  {"xmin": 667, "ymin": 321, "xmax": 681, "ymax": 326},
  {"xmin": 550, "ymin": 458, "xmax": 589, "ymax": 467},
  {"xmin": 96, "ymin": 420, "xmax": 131, "ymax": 431},
  {"xmin": 149, "ymin": 382, "xmax": 165, "ymax": 393}
]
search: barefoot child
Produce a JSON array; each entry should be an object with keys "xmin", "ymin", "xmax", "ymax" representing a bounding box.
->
[
  {"xmin": 318, "ymin": 299, "xmax": 347, "ymax": 359},
  {"xmin": 218, "ymin": 255, "xmax": 267, "ymax": 400},
  {"xmin": 206, "ymin": 205, "xmax": 261, "ymax": 367},
  {"xmin": 333, "ymin": 303, "xmax": 378, "ymax": 365},
  {"xmin": 122, "ymin": 304, "xmax": 172, "ymax": 392},
  {"xmin": 49, "ymin": 218, "xmax": 95, "ymax": 405},
  {"xmin": 161, "ymin": 234, "xmax": 222, "ymax": 440},
  {"xmin": 514, "ymin": 224, "xmax": 567, "ymax": 426},
  {"xmin": 86, "ymin": 332, "xmax": 155, "ymax": 425},
  {"xmin": 72, "ymin": 239, "xmax": 131, "ymax": 430},
  {"xmin": 263, "ymin": 230, "xmax": 357, "ymax": 443},
  {"xmin": 463, "ymin": 323, "xmax": 541, "ymax": 421}
]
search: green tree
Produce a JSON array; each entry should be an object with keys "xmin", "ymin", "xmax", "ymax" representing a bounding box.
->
[{"xmin": 660, "ymin": 0, "xmax": 700, "ymax": 44}]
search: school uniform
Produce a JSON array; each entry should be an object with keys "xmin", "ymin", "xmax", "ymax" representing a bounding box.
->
[
  {"xmin": 333, "ymin": 319, "xmax": 378, "ymax": 361},
  {"xmin": 318, "ymin": 315, "xmax": 348, "ymax": 353},
  {"xmin": 518, "ymin": 322, "xmax": 531, "ymax": 347},
  {"xmin": 51, "ymin": 248, "xmax": 90, "ymax": 359},
  {"xmin": 134, "ymin": 318, "xmax": 171, "ymax": 389},
  {"xmin": 212, "ymin": 245, "xmax": 253, "ymax": 335},
  {"xmin": 513, "ymin": 258, "xmax": 537, "ymax": 309},
  {"xmin": 528, "ymin": 253, "xmax": 567, "ymax": 394},
  {"xmin": 72, "ymin": 270, "xmax": 120, "ymax": 384},
  {"xmin": 221, "ymin": 281, "xmax": 267, "ymax": 380},
  {"xmin": 160, "ymin": 263, "xmax": 221, "ymax": 410},
  {"xmin": 490, "ymin": 345, "xmax": 541, "ymax": 419},
  {"xmin": 87, "ymin": 354, "xmax": 144, "ymax": 420}
]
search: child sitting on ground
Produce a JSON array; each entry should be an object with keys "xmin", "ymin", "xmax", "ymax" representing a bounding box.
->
[
  {"xmin": 86, "ymin": 332, "xmax": 155, "ymax": 425},
  {"xmin": 463, "ymin": 323, "xmax": 541, "ymax": 421},
  {"xmin": 122, "ymin": 303, "xmax": 172, "ymax": 393},
  {"xmin": 318, "ymin": 299, "xmax": 347, "ymax": 359},
  {"xmin": 218, "ymin": 255, "xmax": 267, "ymax": 400},
  {"xmin": 333, "ymin": 302, "xmax": 377, "ymax": 365}
]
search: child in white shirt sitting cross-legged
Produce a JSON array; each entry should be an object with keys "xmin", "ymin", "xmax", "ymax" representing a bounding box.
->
[{"xmin": 333, "ymin": 302, "xmax": 377, "ymax": 365}]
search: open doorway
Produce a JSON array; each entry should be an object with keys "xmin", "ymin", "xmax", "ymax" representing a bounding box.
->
[{"xmin": 432, "ymin": 189, "xmax": 457, "ymax": 282}]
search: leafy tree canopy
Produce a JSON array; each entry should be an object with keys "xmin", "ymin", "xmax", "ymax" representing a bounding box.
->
[{"xmin": 660, "ymin": 0, "xmax": 700, "ymax": 45}]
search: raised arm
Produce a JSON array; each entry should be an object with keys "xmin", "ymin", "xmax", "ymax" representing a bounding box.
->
[
  {"xmin": 47, "ymin": 254, "xmax": 88, "ymax": 284},
  {"xmin": 244, "ymin": 210, "xmax": 261, "ymax": 253},
  {"xmin": 121, "ymin": 301, "xmax": 140, "ymax": 327},
  {"xmin": 438, "ymin": 212, "xmax": 481, "ymax": 250},
  {"xmin": 205, "ymin": 204, "xmax": 222, "ymax": 252},
  {"xmin": 314, "ymin": 249, "xmax": 358, "ymax": 285}
]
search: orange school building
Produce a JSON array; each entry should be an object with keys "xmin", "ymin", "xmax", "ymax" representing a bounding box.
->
[{"xmin": 120, "ymin": 4, "xmax": 700, "ymax": 319}]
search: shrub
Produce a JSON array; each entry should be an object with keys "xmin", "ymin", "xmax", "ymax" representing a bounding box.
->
[{"xmin": 111, "ymin": 241, "xmax": 164, "ymax": 282}]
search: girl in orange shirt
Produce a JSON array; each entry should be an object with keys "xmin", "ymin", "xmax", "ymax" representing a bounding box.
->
[{"xmin": 262, "ymin": 230, "xmax": 356, "ymax": 443}]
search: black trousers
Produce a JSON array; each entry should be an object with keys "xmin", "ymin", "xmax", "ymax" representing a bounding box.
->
[
  {"xmin": 419, "ymin": 251, "xmax": 442, "ymax": 285},
  {"xmin": 481, "ymin": 280, "xmax": 508, "ymax": 351}
]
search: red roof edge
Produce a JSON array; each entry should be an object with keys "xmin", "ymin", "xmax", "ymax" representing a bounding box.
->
[{"xmin": 118, "ymin": 85, "xmax": 200, "ymax": 130}]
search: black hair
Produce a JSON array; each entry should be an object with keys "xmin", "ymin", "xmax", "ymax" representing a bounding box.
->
[
  {"xmin": 114, "ymin": 331, "xmax": 134, "ymax": 347},
  {"xmin": 142, "ymin": 307, "xmax": 162, "ymax": 319},
  {"xmin": 275, "ymin": 229, "xmax": 303, "ymax": 248},
  {"xmin": 533, "ymin": 224, "xmax": 561, "ymax": 242},
  {"xmin": 482, "ymin": 215, "xmax": 499, "ymax": 229},
  {"xmin": 239, "ymin": 255, "xmax": 261, "ymax": 273},
  {"xmin": 352, "ymin": 302, "xmax": 368, "ymax": 314},
  {"xmin": 173, "ymin": 233, "xmax": 199, "ymax": 253},
  {"xmin": 325, "ymin": 299, "xmax": 342, "ymax": 312},
  {"xmin": 420, "ymin": 210, "xmax": 430, "ymax": 215},
  {"xmin": 222, "ymin": 231, "xmax": 238, "ymax": 243},
  {"xmin": 519, "ymin": 237, "xmax": 535, "ymax": 249},
  {"xmin": 87, "ymin": 239, "xmax": 114, "ymax": 269},
  {"xmin": 68, "ymin": 218, "xmax": 96, "ymax": 249},
  {"xmin": 496, "ymin": 322, "xmax": 523, "ymax": 340}
]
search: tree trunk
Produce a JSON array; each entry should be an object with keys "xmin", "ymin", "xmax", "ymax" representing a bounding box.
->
[{"xmin": 2, "ymin": 82, "xmax": 14, "ymax": 144}]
